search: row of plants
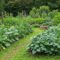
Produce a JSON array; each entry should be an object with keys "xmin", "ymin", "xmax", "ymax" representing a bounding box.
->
[
  {"xmin": 0, "ymin": 17, "xmax": 32, "ymax": 51},
  {"xmin": 28, "ymin": 24, "xmax": 60, "ymax": 55}
]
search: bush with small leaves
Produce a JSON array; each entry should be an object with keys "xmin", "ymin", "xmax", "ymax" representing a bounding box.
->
[{"xmin": 28, "ymin": 24, "xmax": 60, "ymax": 55}]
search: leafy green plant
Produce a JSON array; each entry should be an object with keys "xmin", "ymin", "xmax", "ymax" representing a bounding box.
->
[
  {"xmin": 28, "ymin": 25, "xmax": 60, "ymax": 55},
  {"xmin": 52, "ymin": 13, "xmax": 60, "ymax": 25},
  {"xmin": 30, "ymin": 6, "xmax": 50, "ymax": 18},
  {"xmin": 0, "ymin": 19, "xmax": 32, "ymax": 50},
  {"xmin": 3, "ymin": 17, "xmax": 20, "ymax": 26},
  {"xmin": 30, "ymin": 7, "xmax": 40, "ymax": 18}
]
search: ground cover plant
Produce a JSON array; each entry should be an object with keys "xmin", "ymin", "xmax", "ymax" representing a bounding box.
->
[{"xmin": 28, "ymin": 24, "xmax": 60, "ymax": 55}]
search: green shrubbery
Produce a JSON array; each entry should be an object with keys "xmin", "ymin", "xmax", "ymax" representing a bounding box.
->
[
  {"xmin": 52, "ymin": 13, "xmax": 60, "ymax": 25},
  {"xmin": 3, "ymin": 17, "xmax": 20, "ymax": 26},
  {"xmin": 28, "ymin": 24, "xmax": 60, "ymax": 55},
  {"xmin": 0, "ymin": 17, "xmax": 32, "ymax": 51},
  {"xmin": 29, "ymin": 6, "xmax": 51, "ymax": 26},
  {"xmin": 30, "ymin": 6, "xmax": 50, "ymax": 18},
  {"xmin": 26, "ymin": 17, "xmax": 45, "ymax": 24},
  {"xmin": 29, "ymin": 6, "xmax": 60, "ymax": 26}
]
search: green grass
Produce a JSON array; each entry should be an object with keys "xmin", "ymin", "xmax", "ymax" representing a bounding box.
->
[{"xmin": 0, "ymin": 28, "xmax": 60, "ymax": 60}]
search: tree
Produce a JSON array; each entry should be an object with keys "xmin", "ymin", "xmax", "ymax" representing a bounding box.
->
[
  {"xmin": 4, "ymin": 0, "xmax": 60, "ymax": 16},
  {"xmin": 0, "ymin": 0, "xmax": 5, "ymax": 23}
]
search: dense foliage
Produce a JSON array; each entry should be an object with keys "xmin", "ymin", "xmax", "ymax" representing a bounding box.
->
[
  {"xmin": 52, "ymin": 13, "xmax": 60, "ymax": 25},
  {"xmin": 1, "ymin": 0, "xmax": 60, "ymax": 16},
  {"xmin": 29, "ymin": 6, "xmax": 60, "ymax": 26},
  {"xmin": 0, "ymin": 17, "xmax": 32, "ymax": 51},
  {"xmin": 0, "ymin": 0, "xmax": 60, "ymax": 56},
  {"xmin": 30, "ymin": 6, "xmax": 50, "ymax": 18},
  {"xmin": 28, "ymin": 24, "xmax": 60, "ymax": 55}
]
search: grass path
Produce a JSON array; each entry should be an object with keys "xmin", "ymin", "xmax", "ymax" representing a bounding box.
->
[{"xmin": 0, "ymin": 28, "xmax": 43, "ymax": 60}]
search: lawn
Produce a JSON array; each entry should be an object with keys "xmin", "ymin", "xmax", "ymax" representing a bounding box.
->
[{"xmin": 0, "ymin": 28, "xmax": 60, "ymax": 60}]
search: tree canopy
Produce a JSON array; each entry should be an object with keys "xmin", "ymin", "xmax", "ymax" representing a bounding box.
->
[{"xmin": 1, "ymin": 0, "xmax": 60, "ymax": 16}]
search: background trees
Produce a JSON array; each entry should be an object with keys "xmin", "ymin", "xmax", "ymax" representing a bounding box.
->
[
  {"xmin": 0, "ymin": 0, "xmax": 5, "ymax": 23},
  {"xmin": 0, "ymin": 0, "xmax": 60, "ymax": 17},
  {"xmin": 0, "ymin": 0, "xmax": 5, "ymax": 16}
]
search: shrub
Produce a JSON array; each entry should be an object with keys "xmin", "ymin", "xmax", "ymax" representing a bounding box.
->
[
  {"xmin": 30, "ymin": 6, "xmax": 50, "ymax": 18},
  {"xmin": 30, "ymin": 18, "xmax": 45, "ymax": 24},
  {"xmin": 0, "ymin": 20, "xmax": 32, "ymax": 50},
  {"xmin": 52, "ymin": 13, "xmax": 60, "ymax": 25},
  {"xmin": 29, "ymin": 6, "xmax": 60, "ymax": 26},
  {"xmin": 48, "ymin": 10, "xmax": 58, "ymax": 19},
  {"xmin": 25, "ymin": 16, "xmax": 46, "ymax": 26},
  {"xmin": 28, "ymin": 25, "xmax": 60, "ymax": 55},
  {"xmin": 39, "ymin": 6, "xmax": 50, "ymax": 17},
  {"xmin": 30, "ymin": 7, "xmax": 40, "ymax": 18},
  {"xmin": 3, "ymin": 17, "xmax": 20, "ymax": 26}
]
